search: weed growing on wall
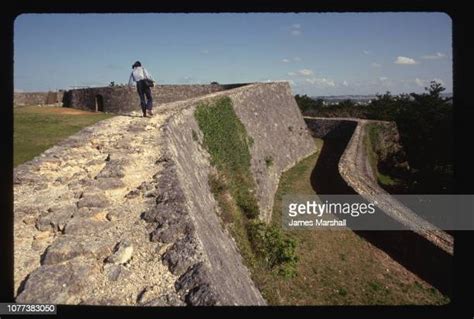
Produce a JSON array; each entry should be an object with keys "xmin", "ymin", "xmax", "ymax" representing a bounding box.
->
[
  {"xmin": 195, "ymin": 96, "xmax": 297, "ymax": 278},
  {"xmin": 195, "ymin": 96, "xmax": 259, "ymax": 219}
]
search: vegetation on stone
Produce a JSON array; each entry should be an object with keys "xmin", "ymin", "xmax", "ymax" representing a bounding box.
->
[
  {"xmin": 195, "ymin": 96, "xmax": 298, "ymax": 278},
  {"xmin": 195, "ymin": 96, "xmax": 259, "ymax": 219}
]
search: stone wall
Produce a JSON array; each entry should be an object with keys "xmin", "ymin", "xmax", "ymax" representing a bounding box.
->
[
  {"xmin": 63, "ymin": 84, "xmax": 250, "ymax": 114},
  {"xmin": 14, "ymin": 91, "xmax": 64, "ymax": 106},
  {"xmin": 147, "ymin": 82, "xmax": 315, "ymax": 303},
  {"xmin": 14, "ymin": 81, "xmax": 314, "ymax": 305},
  {"xmin": 304, "ymin": 116, "xmax": 453, "ymax": 295},
  {"xmin": 230, "ymin": 83, "xmax": 316, "ymax": 222},
  {"xmin": 305, "ymin": 118, "xmax": 356, "ymax": 139}
]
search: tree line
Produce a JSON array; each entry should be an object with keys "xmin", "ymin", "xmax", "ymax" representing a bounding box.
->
[{"xmin": 295, "ymin": 81, "xmax": 453, "ymax": 193}]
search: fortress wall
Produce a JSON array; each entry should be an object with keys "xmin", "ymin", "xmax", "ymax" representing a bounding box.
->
[
  {"xmin": 63, "ymin": 84, "xmax": 250, "ymax": 114},
  {"xmin": 148, "ymin": 82, "xmax": 314, "ymax": 303},
  {"xmin": 304, "ymin": 118, "xmax": 356, "ymax": 139},
  {"xmin": 162, "ymin": 107, "xmax": 266, "ymax": 305},
  {"xmin": 14, "ymin": 91, "xmax": 64, "ymax": 107},
  {"xmin": 229, "ymin": 82, "xmax": 316, "ymax": 222},
  {"xmin": 13, "ymin": 81, "xmax": 314, "ymax": 305}
]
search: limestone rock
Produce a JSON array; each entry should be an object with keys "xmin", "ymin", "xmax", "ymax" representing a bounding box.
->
[
  {"xmin": 77, "ymin": 193, "xmax": 109, "ymax": 209},
  {"xmin": 64, "ymin": 218, "xmax": 111, "ymax": 236},
  {"xmin": 103, "ymin": 264, "xmax": 129, "ymax": 281},
  {"xmin": 162, "ymin": 236, "xmax": 198, "ymax": 276},
  {"xmin": 94, "ymin": 178, "xmax": 125, "ymax": 190},
  {"xmin": 22, "ymin": 215, "xmax": 37, "ymax": 225},
  {"xmin": 185, "ymin": 284, "xmax": 218, "ymax": 306},
  {"xmin": 42, "ymin": 235, "xmax": 113, "ymax": 265},
  {"xmin": 96, "ymin": 160, "xmax": 126, "ymax": 179},
  {"xmin": 106, "ymin": 240, "xmax": 133, "ymax": 265},
  {"xmin": 35, "ymin": 207, "xmax": 75, "ymax": 232},
  {"xmin": 175, "ymin": 262, "xmax": 208, "ymax": 293},
  {"xmin": 16, "ymin": 257, "xmax": 99, "ymax": 304},
  {"xmin": 142, "ymin": 294, "xmax": 185, "ymax": 306}
]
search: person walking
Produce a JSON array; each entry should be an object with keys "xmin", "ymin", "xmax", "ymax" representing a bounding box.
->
[{"xmin": 128, "ymin": 61, "xmax": 154, "ymax": 117}]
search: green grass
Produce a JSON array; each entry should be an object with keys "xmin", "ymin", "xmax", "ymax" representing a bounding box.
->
[
  {"xmin": 14, "ymin": 106, "xmax": 114, "ymax": 167},
  {"xmin": 195, "ymin": 96, "xmax": 259, "ymax": 219},
  {"xmin": 252, "ymin": 140, "xmax": 449, "ymax": 305}
]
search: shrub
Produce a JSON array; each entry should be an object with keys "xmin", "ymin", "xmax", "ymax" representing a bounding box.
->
[{"xmin": 247, "ymin": 220, "xmax": 298, "ymax": 278}]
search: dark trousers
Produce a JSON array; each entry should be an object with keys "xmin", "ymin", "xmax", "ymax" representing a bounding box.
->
[{"xmin": 137, "ymin": 80, "xmax": 153, "ymax": 111}]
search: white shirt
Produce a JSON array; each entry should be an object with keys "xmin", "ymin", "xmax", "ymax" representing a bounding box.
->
[{"xmin": 128, "ymin": 66, "xmax": 153, "ymax": 86}]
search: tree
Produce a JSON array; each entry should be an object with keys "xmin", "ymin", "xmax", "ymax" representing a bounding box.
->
[
  {"xmin": 426, "ymin": 80, "xmax": 445, "ymax": 98},
  {"xmin": 337, "ymin": 99, "xmax": 355, "ymax": 108}
]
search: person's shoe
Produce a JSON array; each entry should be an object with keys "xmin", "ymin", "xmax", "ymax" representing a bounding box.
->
[{"xmin": 148, "ymin": 109, "xmax": 153, "ymax": 116}]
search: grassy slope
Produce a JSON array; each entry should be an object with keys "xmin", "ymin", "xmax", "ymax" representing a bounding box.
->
[
  {"xmin": 14, "ymin": 106, "xmax": 114, "ymax": 167},
  {"xmin": 263, "ymin": 139, "xmax": 449, "ymax": 305}
]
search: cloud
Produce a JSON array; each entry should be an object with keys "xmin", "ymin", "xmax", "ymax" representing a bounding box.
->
[
  {"xmin": 371, "ymin": 62, "xmax": 381, "ymax": 68},
  {"xmin": 379, "ymin": 77, "xmax": 388, "ymax": 81},
  {"xmin": 363, "ymin": 50, "xmax": 371, "ymax": 55},
  {"xmin": 421, "ymin": 52, "xmax": 446, "ymax": 59},
  {"xmin": 283, "ymin": 57, "xmax": 302, "ymax": 63},
  {"xmin": 287, "ymin": 72, "xmax": 296, "ymax": 76},
  {"xmin": 415, "ymin": 77, "xmax": 444, "ymax": 87},
  {"xmin": 290, "ymin": 24, "xmax": 302, "ymax": 36},
  {"xmin": 394, "ymin": 56, "xmax": 417, "ymax": 65},
  {"xmin": 415, "ymin": 78, "xmax": 426, "ymax": 87},
  {"xmin": 200, "ymin": 49, "xmax": 209, "ymax": 54},
  {"xmin": 342, "ymin": 80, "xmax": 349, "ymax": 87},
  {"xmin": 305, "ymin": 77, "xmax": 336, "ymax": 87},
  {"xmin": 298, "ymin": 69, "xmax": 314, "ymax": 76}
]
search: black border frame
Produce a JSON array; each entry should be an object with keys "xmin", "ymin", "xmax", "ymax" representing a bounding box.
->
[{"xmin": 1, "ymin": 1, "xmax": 472, "ymax": 318}]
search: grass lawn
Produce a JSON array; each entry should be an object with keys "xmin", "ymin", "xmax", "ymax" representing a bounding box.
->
[
  {"xmin": 254, "ymin": 138, "xmax": 449, "ymax": 305},
  {"xmin": 14, "ymin": 106, "xmax": 114, "ymax": 167}
]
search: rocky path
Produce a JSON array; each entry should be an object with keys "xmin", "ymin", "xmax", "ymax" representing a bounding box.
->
[{"xmin": 14, "ymin": 113, "xmax": 184, "ymax": 305}]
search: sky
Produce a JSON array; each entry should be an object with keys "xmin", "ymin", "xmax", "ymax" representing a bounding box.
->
[{"xmin": 14, "ymin": 13, "xmax": 452, "ymax": 96}]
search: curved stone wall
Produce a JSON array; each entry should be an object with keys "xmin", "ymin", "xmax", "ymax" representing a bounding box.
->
[{"xmin": 62, "ymin": 84, "xmax": 250, "ymax": 114}]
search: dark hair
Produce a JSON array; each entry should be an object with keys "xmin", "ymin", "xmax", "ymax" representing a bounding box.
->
[{"xmin": 132, "ymin": 61, "xmax": 141, "ymax": 68}]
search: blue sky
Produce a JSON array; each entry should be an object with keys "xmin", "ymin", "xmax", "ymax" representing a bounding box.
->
[{"xmin": 14, "ymin": 13, "xmax": 452, "ymax": 95}]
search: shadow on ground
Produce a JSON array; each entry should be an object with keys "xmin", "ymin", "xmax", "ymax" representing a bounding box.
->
[{"xmin": 309, "ymin": 123, "xmax": 452, "ymax": 297}]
